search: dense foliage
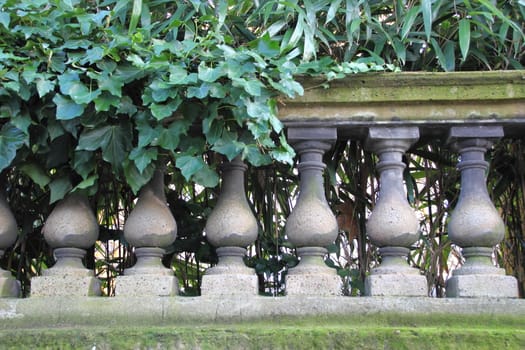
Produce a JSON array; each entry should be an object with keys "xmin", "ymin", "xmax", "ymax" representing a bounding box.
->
[{"xmin": 0, "ymin": 0, "xmax": 524, "ymax": 296}]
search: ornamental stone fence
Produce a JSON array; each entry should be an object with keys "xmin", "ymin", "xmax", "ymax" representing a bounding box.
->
[{"xmin": 0, "ymin": 71, "xmax": 524, "ymax": 326}]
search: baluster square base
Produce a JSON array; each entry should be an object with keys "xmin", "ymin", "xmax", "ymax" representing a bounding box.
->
[
  {"xmin": 365, "ymin": 274, "xmax": 427, "ymax": 297},
  {"xmin": 0, "ymin": 277, "xmax": 20, "ymax": 298},
  {"xmin": 446, "ymin": 273, "xmax": 518, "ymax": 298},
  {"xmin": 201, "ymin": 273, "xmax": 258, "ymax": 296},
  {"xmin": 286, "ymin": 273, "xmax": 342, "ymax": 296},
  {"xmin": 31, "ymin": 276, "xmax": 101, "ymax": 297},
  {"xmin": 115, "ymin": 275, "xmax": 179, "ymax": 297}
]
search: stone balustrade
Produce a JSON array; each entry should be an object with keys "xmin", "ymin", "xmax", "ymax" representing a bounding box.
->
[{"xmin": 0, "ymin": 71, "xmax": 523, "ymax": 304}]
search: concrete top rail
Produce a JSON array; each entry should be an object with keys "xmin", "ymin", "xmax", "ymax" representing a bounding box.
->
[{"xmin": 279, "ymin": 70, "xmax": 525, "ymax": 140}]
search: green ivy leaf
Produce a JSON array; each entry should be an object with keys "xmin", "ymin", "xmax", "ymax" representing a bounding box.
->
[
  {"xmin": 0, "ymin": 123, "xmax": 26, "ymax": 172},
  {"xmin": 198, "ymin": 63, "xmax": 224, "ymax": 83},
  {"xmin": 158, "ymin": 120, "xmax": 189, "ymax": 151},
  {"xmin": 0, "ymin": 11, "xmax": 10, "ymax": 29},
  {"xmin": 150, "ymin": 97, "xmax": 182, "ymax": 120},
  {"xmin": 72, "ymin": 150, "xmax": 95, "ymax": 180},
  {"xmin": 242, "ymin": 144, "xmax": 272, "ymax": 167},
  {"xmin": 176, "ymin": 155, "xmax": 205, "ymax": 181},
  {"xmin": 53, "ymin": 94, "xmax": 85, "ymax": 120},
  {"xmin": 49, "ymin": 177, "xmax": 72, "ymax": 204},
  {"xmin": 80, "ymin": 46, "xmax": 105, "ymax": 65},
  {"xmin": 123, "ymin": 158, "xmax": 155, "ymax": 194},
  {"xmin": 77, "ymin": 123, "xmax": 132, "ymax": 172},
  {"xmin": 129, "ymin": 147, "xmax": 158, "ymax": 174},
  {"xmin": 192, "ymin": 165, "xmax": 219, "ymax": 188},
  {"xmin": 72, "ymin": 174, "xmax": 98, "ymax": 191},
  {"xmin": 36, "ymin": 77, "xmax": 56, "ymax": 98},
  {"xmin": 20, "ymin": 163, "xmax": 51, "ymax": 189}
]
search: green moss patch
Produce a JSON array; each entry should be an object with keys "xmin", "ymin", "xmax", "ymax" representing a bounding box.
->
[{"xmin": 1, "ymin": 314, "xmax": 524, "ymax": 349}]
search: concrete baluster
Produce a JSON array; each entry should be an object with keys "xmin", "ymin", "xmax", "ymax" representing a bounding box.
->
[
  {"xmin": 285, "ymin": 128, "xmax": 341, "ymax": 296},
  {"xmin": 201, "ymin": 156, "xmax": 259, "ymax": 296},
  {"xmin": 364, "ymin": 127, "xmax": 427, "ymax": 296},
  {"xmin": 446, "ymin": 126, "xmax": 518, "ymax": 298},
  {"xmin": 116, "ymin": 169, "xmax": 178, "ymax": 296},
  {"xmin": 0, "ymin": 194, "xmax": 20, "ymax": 297},
  {"xmin": 31, "ymin": 193, "xmax": 100, "ymax": 296}
]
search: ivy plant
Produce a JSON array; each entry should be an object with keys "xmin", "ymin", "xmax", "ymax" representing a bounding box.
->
[{"xmin": 0, "ymin": 0, "xmax": 391, "ymax": 201}]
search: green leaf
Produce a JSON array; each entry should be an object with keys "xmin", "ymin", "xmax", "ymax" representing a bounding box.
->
[
  {"xmin": 137, "ymin": 123, "xmax": 161, "ymax": 148},
  {"xmin": 94, "ymin": 93, "xmax": 120, "ymax": 112},
  {"xmin": 0, "ymin": 123, "xmax": 26, "ymax": 172},
  {"xmin": 53, "ymin": 94, "xmax": 85, "ymax": 120},
  {"xmin": 49, "ymin": 177, "xmax": 72, "ymax": 204},
  {"xmin": 458, "ymin": 19, "xmax": 471, "ymax": 61},
  {"xmin": 123, "ymin": 158, "xmax": 155, "ymax": 194},
  {"xmin": 20, "ymin": 163, "xmax": 50, "ymax": 189},
  {"xmin": 198, "ymin": 63, "xmax": 224, "ymax": 83},
  {"xmin": 421, "ymin": 0, "xmax": 432, "ymax": 41},
  {"xmin": 158, "ymin": 120, "xmax": 189, "ymax": 151},
  {"xmin": 187, "ymin": 84, "xmax": 210, "ymax": 99},
  {"xmin": 150, "ymin": 98, "xmax": 182, "ymax": 120},
  {"xmin": 36, "ymin": 78, "xmax": 55, "ymax": 98},
  {"xmin": 68, "ymin": 82, "xmax": 101, "ymax": 104},
  {"xmin": 73, "ymin": 174, "xmax": 98, "ymax": 191},
  {"xmin": 242, "ymin": 144, "xmax": 272, "ymax": 167},
  {"xmin": 72, "ymin": 151, "xmax": 95, "ymax": 180},
  {"xmin": 212, "ymin": 133, "xmax": 242, "ymax": 161},
  {"xmin": 176, "ymin": 155, "xmax": 205, "ymax": 181},
  {"xmin": 192, "ymin": 165, "xmax": 219, "ymax": 188},
  {"xmin": 401, "ymin": 6, "xmax": 420, "ymax": 40},
  {"xmin": 0, "ymin": 11, "xmax": 10, "ymax": 29},
  {"xmin": 270, "ymin": 135, "xmax": 295, "ymax": 165},
  {"xmin": 129, "ymin": 147, "xmax": 158, "ymax": 174},
  {"xmin": 80, "ymin": 46, "xmax": 105, "ymax": 65},
  {"xmin": 97, "ymin": 73, "xmax": 123, "ymax": 97},
  {"xmin": 254, "ymin": 33, "xmax": 280, "ymax": 58},
  {"xmin": 77, "ymin": 124, "xmax": 132, "ymax": 172}
]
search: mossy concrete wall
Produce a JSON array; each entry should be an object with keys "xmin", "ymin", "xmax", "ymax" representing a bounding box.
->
[{"xmin": 0, "ymin": 296, "xmax": 524, "ymax": 349}]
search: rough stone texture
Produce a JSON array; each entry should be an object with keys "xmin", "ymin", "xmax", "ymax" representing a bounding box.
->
[
  {"xmin": 205, "ymin": 158, "xmax": 257, "ymax": 248},
  {"xmin": 0, "ymin": 296, "xmax": 524, "ymax": 328},
  {"xmin": 286, "ymin": 272, "xmax": 342, "ymax": 296},
  {"xmin": 30, "ymin": 276, "xmax": 101, "ymax": 297},
  {"xmin": 201, "ymin": 248, "xmax": 259, "ymax": 296},
  {"xmin": 278, "ymin": 71, "xmax": 525, "ymax": 140},
  {"xmin": 115, "ymin": 275, "xmax": 179, "ymax": 297},
  {"xmin": 0, "ymin": 196, "xmax": 20, "ymax": 298},
  {"xmin": 201, "ymin": 273, "xmax": 258, "ymax": 296},
  {"xmin": 0, "ymin": 276, "xmax": 20, "ymax": 298},
  {"xmin": 446, "ymin": 274, "xmax": 518, "ymax": 298},
  {"xmin": 365, "ymin": 273, "xmax": 427, "ymax": 297},
  {"xmin": 445, "ymin": 129, "xmax": 518, "ymax": 298},
  {"xmin": 202, "ymin": 158, "xmax": 259, "ymax": 295},
  {"xmin": 42, "ymin": 194, "xmax": 99, "ymax": 249},
  {"xmin": 124, "ymin": 171, "xmax": 177, "ymax": 248}
]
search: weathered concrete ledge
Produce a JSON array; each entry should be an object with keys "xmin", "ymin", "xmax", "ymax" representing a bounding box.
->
[
  {"xmin": 279, "ymin": 70, "xmax": 525, "ymax": 139},
  {"xmin": 0, "ymin": 296, "xmax": 524, "ymax": 328}
]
